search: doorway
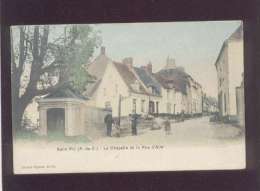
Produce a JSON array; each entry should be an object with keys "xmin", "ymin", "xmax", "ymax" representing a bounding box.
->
[{"xmin": 47, "ymin": 108, "xmax": 65, "ymax": 137}]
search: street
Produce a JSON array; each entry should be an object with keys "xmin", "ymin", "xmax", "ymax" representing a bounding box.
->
[
  {"xmin": 13, "ymin": 116, "xmax": 245, "ymax": 174},
  {"xmin": 94, "ymin": 116, "xmax": 244, "ymax": 146}
]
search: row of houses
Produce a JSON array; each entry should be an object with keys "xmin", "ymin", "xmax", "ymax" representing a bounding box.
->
[
  {"xmin": 215, "ymin": 24, "xmax": 245, "ymax": 126},
  {"xmin": 84, "ymin": 47, "xmax": 205, "ymax": 118}
]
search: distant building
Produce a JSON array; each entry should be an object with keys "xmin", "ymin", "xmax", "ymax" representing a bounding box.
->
[
  {"xmin": 133, "ymin": 62, "xmax": 162, "ymax": 114},
  {"xmin": 202, "ymin": 94, "xmax": 218, "ymax": 114},
  {"xmin": 215, "ymin": 24, "xmax": 244, "ymax": 122},
  {"xmin": 155, "ymin": 58, "xmax": 203, "ymax": 115},
  {"xmin": 84, "ymin": 47, "xmax": 204, "ymax": 117}
]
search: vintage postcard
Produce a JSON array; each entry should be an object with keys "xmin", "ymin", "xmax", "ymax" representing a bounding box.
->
[{"xmin": 11, "ymin": 21, "xmax": 245, "ymax": 174}]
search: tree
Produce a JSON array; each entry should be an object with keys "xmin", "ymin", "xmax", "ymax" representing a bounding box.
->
[{"xmin": 11, "ymin": 24, "xmax": 101, "ymax": 131}]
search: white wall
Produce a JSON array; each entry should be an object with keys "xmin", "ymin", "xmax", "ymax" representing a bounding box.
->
[
  {"xmin": 92, "ymin": 63, "xmax": 155, "ymax": 117},
  {"xmin": 92, "ymin": 62, "xmax": 130, "ymax": 117},
  {"xmin": 228, "ymin": 40, "xmax": 244, "ymax": 116},
  {"xmin": 216, "ymin": 44, "xmax": 229, "ymax": 116}
]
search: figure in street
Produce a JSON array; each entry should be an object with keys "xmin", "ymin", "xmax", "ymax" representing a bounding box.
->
[
  {"xmin": 113, "ymin": 118, "xmax": 121, "ymax": 137},
  {"xmin": 131, "ymin": 113, "xmax": 138, "ymax": 136},
  {"xmin": 180, "ymin": 110, "xmax": 185, "ymax": 122},
  {"xmin": 104, "ymin": 113, "xmax": 113, "ymax": 137},
  {"xmin": 164, "ymin": 117, "xmax": 171, "ymax": 135}
]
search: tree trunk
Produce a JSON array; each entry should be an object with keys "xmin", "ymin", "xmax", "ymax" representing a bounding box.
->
[
  {"xmin": 12, "ymin": 100, "xmax": 27, "ymax": 132},
  {"xmin": 12, "ymin": 91, "xmax": 34, "ymax": 132}
]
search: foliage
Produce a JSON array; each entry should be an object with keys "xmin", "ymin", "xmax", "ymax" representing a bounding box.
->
[{"xmin": 11, "ymin": 24, "xmax": 101, "ymax": 130}]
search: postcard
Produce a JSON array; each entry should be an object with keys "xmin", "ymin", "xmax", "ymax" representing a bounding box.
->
[{"xmin": 11, "ymin": 21, "xmax": 245, "ymax": 174}]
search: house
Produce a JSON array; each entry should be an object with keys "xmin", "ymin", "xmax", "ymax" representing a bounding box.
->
[
  {"xmin": 155, "ymin": 57, "xmax": 203, "ymax": 115},
  {"xmin": 133, "ymin": 63, "xmax": 162, "ymax": 114},
  {"xmin": 215, "ymin": 24, "xmax": 244, "ymax": 122},
  {"xmin": 84, "ymin": 46, "xmax": 113, "ymax": 96},
  {"xmin": 187, "ymin": 76, "xmax": 203, "ymax": 115},
  {"xmin": 86, "ymin": 47, "xmax": 204, "ymax": 118},
  {"xmin": 88, "ymin": 58, "xmax": 152, "ymax": 117},
  {"xmin": 202, "ymin": 94, "xmax": 218, "ymax": 114}
]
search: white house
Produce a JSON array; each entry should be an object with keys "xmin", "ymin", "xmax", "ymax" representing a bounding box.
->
[
  {"xmin": 215, "ymin": 24, "xmax": 244, "ymax": 122},
  {"xmin": 187, "ymin": 77, "xmax": 203, "ymax": 114},
  {"xmin": 88, "ymin": 58, "xmax": 153, "ymax": 117}
]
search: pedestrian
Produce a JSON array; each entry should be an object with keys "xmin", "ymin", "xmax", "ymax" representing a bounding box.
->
[
  {"xmin": 131, "ymin": 113, "xmax": 138, "ymax": 136},
  {"xmin": 104, "ymin": 113, "xmax": 113, "ymax": 137},
  {"xmin": 113, "ymin": 119, "xmax": 121, "ymax": 137},
  {"xmin": 164, "ymin": 117, "xmax": 171, "ymax": 135},
  {"xmin": 181, "ymin": 110, "xmax": 185, "ymax": 122}
]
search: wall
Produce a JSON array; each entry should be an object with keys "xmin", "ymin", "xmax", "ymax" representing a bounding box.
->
[
  {"xmin": 23, "ymin": 98, "xmax": 40, "ymax": 128},
  {"xmin": 159, "ymin": 87, "xmax": 184, "ymax": 114},
  {"xmin": 216, "ymin": 39, "xmax": 244, "ymax": 119},
  {"xmin": 236, "ymin": 85, "xmax": 245, "ymax": 127},
  {"xmin": 228, "ymin": 40, "xmax": 244, "ymax": 116},
  {"xmin": 216, "ymin": 44, "xmax": 229, "ymax": 117},
  {"xmin": 92, "ymin": 62, "xmax": 130, "ymax": 117},
  {"xmin": 84, "ymin": 106, "xmax": 111, "ymax": 139}
]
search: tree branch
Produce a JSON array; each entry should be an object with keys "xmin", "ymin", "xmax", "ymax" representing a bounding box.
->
[{"xmin": 40, "ymin": 60, "xmax": 62, "ymax": 74}]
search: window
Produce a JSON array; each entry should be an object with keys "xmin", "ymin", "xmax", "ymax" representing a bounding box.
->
[
  {"xmin": 167, "ymin": 103, "xmax": 171, "ymax": 113},
  {"xmin": 132, "ymin": 99, "xmax": 137, "ymax": 113},
  {"xmin": 156, "ymin": 102, "xmax": 159, "ymax": 114},
  {"xmin": 141, "ymin": 100, "xmax": 145, "ymax": 112},
  {"xmin": 167, "ymin": 89, "xmax": 170, "ymax": 99},
  {"xmin": 115, "ymin": 84, "xmax": 118, "ymax": 95},
  {"xmin": 105, "ymin": 101, "xmax": 111, "ymax": 109}
]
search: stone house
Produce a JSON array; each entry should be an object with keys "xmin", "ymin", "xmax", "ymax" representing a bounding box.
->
[{"xmin": 215, "ymin": 24, "xmax": 244, "ymax": 122}]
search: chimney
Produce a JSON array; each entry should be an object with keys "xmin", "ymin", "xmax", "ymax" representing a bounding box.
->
[
  {"xmin": 165, "ymin": 57, "xmax": 176, "ymax": 69},
  {"xmin": 100, "ymin": 46, "xmax": 106, "ymax": 55},
  {"xmin": 122, "ymin": 57, "xmax": 133, "ymax": 69},
  {"xmin": 147, "ymin": 62, "xmax": 153, "ymax": 73}
]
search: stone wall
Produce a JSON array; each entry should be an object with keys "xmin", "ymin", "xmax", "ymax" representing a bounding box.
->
[{"xmin": 84, "ymin": 106, "xmax": 111, "ymax": 139}]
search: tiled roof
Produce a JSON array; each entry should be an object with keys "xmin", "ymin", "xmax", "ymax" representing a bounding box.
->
[
  {"xmin": 44, "ymin": 86, "xmax": 88, "ymax": 100},
  {"xmin": 113, "ymin": 62, "xmax": 147, "ymax": 95},
  {"xmin": 134, "ymin": 67, "xmax": 161, "ymax": 96},
  {"xmin": 155, "ymin": 68, "xmax": 190, "ymax": 95},
  {"xmin": 86, "ymin": 54, "xmax": 113, "ymax": 80},
  {"xmin": 86, "ymin": 79, "xmax": 102, "ymax": 97}
]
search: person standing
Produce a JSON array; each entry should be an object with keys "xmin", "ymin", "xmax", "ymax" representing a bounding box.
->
[
  {"xmin": 131, "ymin": 113, "xmax": 138, "ymax": 136},
  {"xmin": 181, "ymin": 110, "xmax": 185, "ymax": 122},
  {"xmin": 104, "ymin": 113, "xmax": 113, "ymax": 137},
  {"xmin": 164, "ymin": 118, "xmax": 171, "ymax": 135}
]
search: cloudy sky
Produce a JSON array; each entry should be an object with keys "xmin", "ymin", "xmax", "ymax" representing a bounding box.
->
[{"xmin": 91, "ymin": 21, "xmax": 242, "ymax": 98}]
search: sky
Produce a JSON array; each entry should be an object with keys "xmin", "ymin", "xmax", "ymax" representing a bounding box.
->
[{"xmin": 91, "ymin": 21, "xmax": 242, "ymax": 98}]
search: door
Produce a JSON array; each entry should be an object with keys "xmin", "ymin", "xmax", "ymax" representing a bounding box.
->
[{"xmin": 47, "ymin": 108, "xmax": 65, "ymax": 137}]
